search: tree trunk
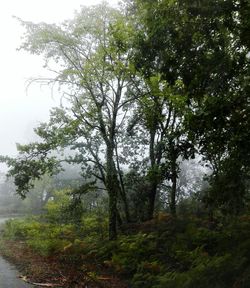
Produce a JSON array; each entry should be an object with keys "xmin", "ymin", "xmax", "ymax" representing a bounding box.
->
[
  {"xmin": 116, "ymin": 208, "xmax": 123, "ymax": 227},
  {"xmin": 114, "ymin": 138, "xmax": 130, "ymax": 222},
  {"xmin": 119, "ymin": 186, "xmax": 130, "ymax": 223},
  {"xmin": 170, "ymin": 158, "xmax": 177, "ymax": 216},
  {"xmin": 170, "ymin": 176, "xmax": 177, "ymax": 216},
  {"xmin": 147, "ymin": 181, "xmax": 158, "ymax": 220},
  {"xmin": 106, "ymin": 145, "xmax": 119, "ymax": 240},
  {"xmin": 108, "ymin": 188, "xmax": 117, "ymax": 240},
  {"xmin": 145, "ymin": 130, "xmax": 158, "ymax": 220}
]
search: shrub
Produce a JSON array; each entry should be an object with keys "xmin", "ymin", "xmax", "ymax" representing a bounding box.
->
[
  {"xmin": 26, "ymin": 238, "xmax": 70, "ymax": 256},
  {"xmin": 3, "ymin": 218, "xmax": 74, "ymax": 256},
  {"xmin": 110, "ymin": 233, "xmax": 158, "ymax": 275}
]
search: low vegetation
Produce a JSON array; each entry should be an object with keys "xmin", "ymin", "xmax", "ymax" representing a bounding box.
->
[{"xmin": 1, "ymin": 189, "xmax": 250, "ymax": 287}]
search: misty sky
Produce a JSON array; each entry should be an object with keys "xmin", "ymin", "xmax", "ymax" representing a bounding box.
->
[{"xmin": 0, "ymin": 0, "xmax": 118, "ymax": 171}]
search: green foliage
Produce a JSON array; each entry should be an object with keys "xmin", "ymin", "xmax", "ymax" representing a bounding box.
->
[
  {"xmin": 3, "ymin": 218, "xmax": 73, "ymax": 256},
  {"xmin": 0, "ymin": 0, "xmax": 249, "ymax": 250},
  {"xmin": 111, "ymin": 233, "xmax": 157, "ymax": 275},
  {"xmin": 26, "ymin": 238, "xmax": 70, "ymax": 256},
  {"xmin": 105, "ymin": 216, "xmax": 250, "ymax": 288},
  {"xmin": 44, "ymin": 189, "xmax": 72, "ymax": 223},
  {"xmin": 132, "ymin": 0, "xmax": 250, "ymax": 215},
  {"xmin": 81, "ymin": 214, "xmax": 108, "ymax": 241},
  {"xmin": 2, "ymin": 185, "xmax": 108, "ymax": 254},
  {"xmin": 0, "ymin": 155, "xmax": 59, "ymax": 198},
  {"xmin": 0, "ymin": 0, "xmax": 248, "ymax": 286},
  {"xmin": 2, "ymin": 209, "xmax": 250, "ymax": 287},
  {"xmin": 154, "ymin": 254, "xmax": 245, "ymax": 288}
]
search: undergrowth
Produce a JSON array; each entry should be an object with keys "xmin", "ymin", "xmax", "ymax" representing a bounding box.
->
[{"xmin": 1, "ymin": 214, "xmax": 250, "ymax": 287}]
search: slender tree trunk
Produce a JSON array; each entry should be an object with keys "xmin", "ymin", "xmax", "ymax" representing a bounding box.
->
[
  {"xmin": 146, "ymin": 130, "xmax": 158, "ymax": 220},
  {"xmin": 116, "ymin": 208, "xmax": 123, "ymax": 227},
  {"xmin": 170, "ymin": 175, "xmax": 177, "ymax": 216},
  {"xmin": 115, "ymin": 143, "xmax": 130, "ymax": 223},
  {"xmin": 106, "ymin": 144, "xmax": 119, "ymax": 240},
  {"xmin": 170, "ymin": 156, "xmax": 177, "ymax": 216},
  {"xmin": 108, "ymin": 188, "xmax": 117, "ymax": 240},
  {"xmin": 119, "ymin": 186, "xmax": 130, "ymax": 223},
  {"xmin": 147, "ymin": 181, "xmax": 158, "ymax": 220}
]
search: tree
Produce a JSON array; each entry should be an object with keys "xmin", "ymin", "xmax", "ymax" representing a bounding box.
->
[
  {"xmin": 130, "ymin": 0, "xmax": 250, "ymax": 214},
  {"xmin": 2, "ymin": 3, "xmax": 136, "ymax": 240},
  {"xmin": 127, "ymin": 74, "xmax": 194, "ymax": 218}
]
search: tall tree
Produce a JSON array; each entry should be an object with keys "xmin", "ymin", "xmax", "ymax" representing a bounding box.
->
[
  {"xmin": 130, "ymin": 0, "xmax": 250, "ymax": 214},
  {"xmin": 127, "ymin": 74, "xmax": 194, "ymax": 218},
  {"xmin": 2, "ymin": 3, "xmax": 135, "ymax": 239}
]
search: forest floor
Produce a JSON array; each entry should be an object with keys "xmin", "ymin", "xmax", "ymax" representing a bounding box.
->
[{"xmin": 0, "ymin": 240, "xmax": 128, "ymax": 288}]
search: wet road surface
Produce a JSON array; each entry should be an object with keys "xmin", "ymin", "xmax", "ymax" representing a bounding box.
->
[
  {"xmin": 0, "ymin": 216, "xmax": 33, "ymax": 287},
  {"xmin": 0, "ymin": 257, "xmax": 32, "ymax": 287}
]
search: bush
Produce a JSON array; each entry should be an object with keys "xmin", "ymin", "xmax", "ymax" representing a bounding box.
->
[
  {"xmin": 26, "ymin": 238, "xmax": 70, "ymax": 256},
  {"xmin": 110, "ymin": 233, "xmax": 159, "ymax": 275},
  {"xmin": 154, "ymin": 254, "xmax": 246, "ymax": 288},
  {"xmin": 81, "ymin": 214, "xmax": 108, "ymax": 241},
  {"xmin": 3, "ymin": 218, "xmax": 74, "ymax": 256},
  {"xmin": 2, "ymin": 211, "xmax": 250, "ymax": 288}
]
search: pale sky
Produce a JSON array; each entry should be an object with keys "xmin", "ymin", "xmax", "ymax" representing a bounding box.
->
[{"xmin": 0, "ymin": 0, "xmax": 118, "ymax": 171}]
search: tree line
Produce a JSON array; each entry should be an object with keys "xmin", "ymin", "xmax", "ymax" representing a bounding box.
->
[{"xmin": 1, "ymin": 0, "xmax": 249, "ymax": 239}]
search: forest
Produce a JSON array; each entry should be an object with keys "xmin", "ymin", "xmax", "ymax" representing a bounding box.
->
[{"xmin": 0, "ymin": 0, "xmax": 249, "ymax": 287}]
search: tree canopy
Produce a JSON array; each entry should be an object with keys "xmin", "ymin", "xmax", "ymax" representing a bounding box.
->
[{"xmin": 1, "ymin": 0, "xmax": 249, "ymax": 239}]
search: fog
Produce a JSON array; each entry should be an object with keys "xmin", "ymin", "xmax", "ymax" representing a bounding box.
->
[{"xmin": 0, "ymin": 0, "xmax": 118, "ymax": 172}]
